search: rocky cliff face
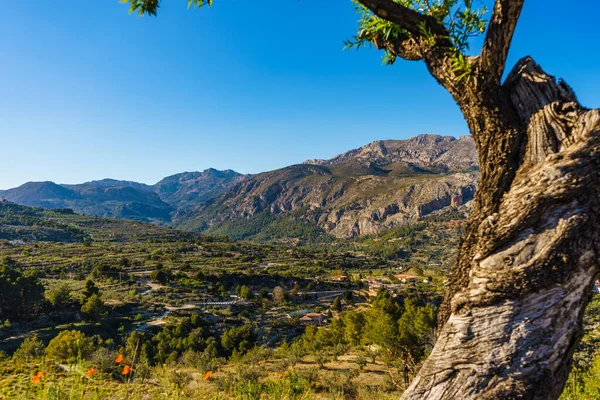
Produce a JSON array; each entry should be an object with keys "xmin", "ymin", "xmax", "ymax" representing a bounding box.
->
[
  {"xmin": 174, "ymin": 135, "xmax": 479, "ymax": 238},
  {"xmin": 319, "ymin": 172, "xmax": 476, "ymax": 238}
]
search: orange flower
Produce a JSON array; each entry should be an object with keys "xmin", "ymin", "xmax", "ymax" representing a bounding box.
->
[
  {"xmin": 86, "ymin": 367, "xmax": 95, "ymax": 376},
  {"xmin": 115, "ymin": 354, "xmax": 124, "ymax": 363},
  {"xmin": 32, "ymin": 371, "xmax": 44, "ymax": 383},
  {"xmin": 122, "ymin": 365, "xmax": 131, "ymax": 375},
  {"xmin": 203, "ymin": 371, "xmax": 212, "ymax": 381}
]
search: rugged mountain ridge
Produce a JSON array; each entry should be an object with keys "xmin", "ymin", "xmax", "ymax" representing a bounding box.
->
[
  {"xmin": 173, "ymin": 135, "xmax": 479, "ymax": 239},
  {"xmin": 0, "ymin": 181, "xmax": 174, "ymax": 223},
  {"xmin": 153, "ymin": 169, "xmax": 247, "ymax": 209},
  {"xmin": 1, "ymin": 134, "xmax": 479, "ymax": 239},
  {"xmin": 305, "ymin": 135, "xmax": 477, "ymax": 172},
  {"xmin": 69, "ymin": 179, "xmax": 154, "ymax": 192}
]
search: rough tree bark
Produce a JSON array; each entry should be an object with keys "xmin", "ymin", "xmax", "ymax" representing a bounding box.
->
[
  {"xmin": 355, "ymin": 1, "xmax": 600, "ymax": 398},
  {"xmin": 402, "ymin": 57, "xmax": 600, "ymax": 400}
]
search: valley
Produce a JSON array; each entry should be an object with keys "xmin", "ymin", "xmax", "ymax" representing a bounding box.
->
[
  {"xmin": 0, "ymin": 202, "xmax": 444, "ymax": 399},
  {"xmin": 0, "ymin": 199, "xmax": 598, "ymax": 399}
]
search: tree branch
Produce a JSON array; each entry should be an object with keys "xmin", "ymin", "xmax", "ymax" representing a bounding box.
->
[
  {"xmin": 479, "ymin": 0, "xmax": 525, "ymax": 85},
  {"xmin": 374, "ymin": 34, "xmax": 423, "ymax": 61},
  {"xmin": 356, "ymin": 0, "xmax": 449, "ymax": 38},
  {"xmin": 356, "ymin": 0, "xmax": 464, "ymax": 98},
  {"xmin": 125, "ymin": 0, "xmax": 213, "ymax": 17}
]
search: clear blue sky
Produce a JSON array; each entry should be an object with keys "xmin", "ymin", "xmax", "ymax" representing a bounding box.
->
[{"xmin": 1, "ymin": 1, "xmax": 599, "ymax": 189}]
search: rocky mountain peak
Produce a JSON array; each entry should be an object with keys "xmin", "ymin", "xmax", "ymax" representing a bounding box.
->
[
  {"xmin": 304, "ymin": 134, "xmax": 476, "ymax": 172},
  {"xmin": 73, "ymin": 179, "xmax": 153, "ymax": 192}
]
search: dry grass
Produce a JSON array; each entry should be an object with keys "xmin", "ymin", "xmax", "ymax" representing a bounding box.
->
[{"xmin": 0, "ymin": 347, "xmax": 404, "ymax": 400}]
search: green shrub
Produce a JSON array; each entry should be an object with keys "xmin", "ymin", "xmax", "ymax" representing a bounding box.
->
[
  {"xmin": 355, "ymin": 355, "xmax": 367, "ymax": 371},
  {"xmin": 45, "ymin": 330, "xmax": 94, "ymax": 362},
  {"xmin": 221, "ymin": 324, "xmax": 256, "ymax": 355},
  {"xmin": 81, "ymin": 279, "xmax": 100, "ymax": 300},
  {"xmin": 13, "ymin": 334, "xmax": 45, "ymax": 361},
  {"xmin": 168, "ymin": 370, "xmax": 191, "ymax": 389},
  {"xmin": 48, "ymin": 283, "xmax": 73, "ymax": 310},
  {"xmin": 90, "ymin": 348, "xmax": 118, "ymax": 373},
  {"xmin": 80, "ymin": 294, "xmax": 107, "ymax": 322}
]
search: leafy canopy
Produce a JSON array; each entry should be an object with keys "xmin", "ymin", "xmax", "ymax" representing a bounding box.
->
[
  {"xmin": 346, "ymin": 0, "xmax": 488, "ymax": 65},
  {"xmin": 122, "ymin": 0, "xmax": 213, "ymax": 16}
]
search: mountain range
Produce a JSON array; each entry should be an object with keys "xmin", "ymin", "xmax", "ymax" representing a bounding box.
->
[{"xmin": 1, "ymin": 134, "xmax": 479, "ymax": 241}]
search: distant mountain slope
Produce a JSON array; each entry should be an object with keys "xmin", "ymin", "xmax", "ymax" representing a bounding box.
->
[
  {"xmin": 0, "ymin": 182, "xmax": 173, "ymax": 223},
  {"xmin": 0, "ymin": 169, "xmax": 244, "ymax": 224},
  {"xmin": 153, "ymin": 169, "xmax": 246, "ymax": 209},
  {"xmin": 0, "ymin": 182, "xmax": 82, "ymax": 208},
  {"xmin": 69, "ymin": 179, "xmax": 153, "ymax": 192},
  {"xmin": 173, "ymin": 135, "xmax": 479, "ymax": 239}
]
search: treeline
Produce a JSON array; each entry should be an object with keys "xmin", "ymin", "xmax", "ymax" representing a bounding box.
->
[
  {"xmin": 205, "ymin": 210, "xmax": 331, "ymax": 244},
  {"xmin": 286, "ymin": 287, "xmax": 438, "ymax": 387},
  {"xmin": 0, "ymin": 257, "xmax": 44, "ymax": 322},
  {"xmin": 7, "ymin": 312, "xmax": 257, "ymax": 383},
  {"xmin": 0, "ymin": 202, "xmax": 85, "ymax": 242},
  {"xmin": 0, "ymin": 257, "xmax": 108, "ymax": 327}
]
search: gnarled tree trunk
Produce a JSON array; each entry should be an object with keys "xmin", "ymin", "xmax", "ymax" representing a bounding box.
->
[
  {"xmin": 351, "ymin": 1, "xmax": 599, "ymax": 398},
  {"xmin": 402, "ymin": 58, "xmax": 600, "ymax": 399}
]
